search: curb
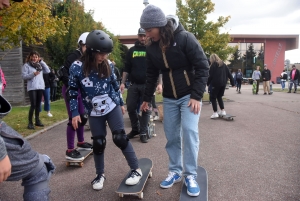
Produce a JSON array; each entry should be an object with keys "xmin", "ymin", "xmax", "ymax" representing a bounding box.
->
[{"xmin": 25, "ymin": 119, "xmax": 68, "ymax": 140}]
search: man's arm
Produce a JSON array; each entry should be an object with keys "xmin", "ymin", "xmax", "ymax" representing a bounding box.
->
[{"xmin": 119, "ymin": 72, "xmax": 128, "ymax": 94}]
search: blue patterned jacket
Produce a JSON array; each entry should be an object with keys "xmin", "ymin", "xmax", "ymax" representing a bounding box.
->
[{"xmin": 68, "ymin": 60, "xmax": 124, "ymax": 118}]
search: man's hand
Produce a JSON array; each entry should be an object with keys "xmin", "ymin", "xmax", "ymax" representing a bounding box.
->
[
  {"xmin": 121, "ymin": 106, "xmax": 125, "ymax": 115},
  {"xmin": 0, "ymin": 155, "xmax": 11, "ymax": 183},
  {"xmin": 187, "ymin": 99, "xmax": 201, "ymax": 114},
  {"xmin": 72, "ymin": 115, "xmax": 81, "ymax": 130},
  {"xmin": 120, "ymin": 83, "xmax": 125, "ymax": 94},
  {"xmin": 156, "ymin": 84, "xmax": 162, "ymax": 94},
  {"xmin": 140, "ymin": 101, "xmax": 150, "ymax": 112}
]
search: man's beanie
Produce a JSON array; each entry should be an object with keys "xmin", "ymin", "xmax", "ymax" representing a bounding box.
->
[{"xmin": 140, "ymin": 5, "xmax": 167, "ymax": 29}]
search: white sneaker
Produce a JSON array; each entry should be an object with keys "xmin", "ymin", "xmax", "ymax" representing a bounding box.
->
[
  {"xmin": 153, "ymin": 116, "xmax": 160, "ymax": 121},
  {"xmin": 91, "ymin": 174, "xmax": 106, "ymax": 190},
  {"xmin": 219, "ymin": 110, "xmax": 226, "ymax": 116},
  {"xmin": 47, "ymin": 112, "xmax": 53, "ymax": 117},
  {"xmin": 125, "ymin": 169, "xmax": 142, "ymax": 185},
  {"xmin": 210, "ymin": 112, "xmax": 219, "ymax": 119}
]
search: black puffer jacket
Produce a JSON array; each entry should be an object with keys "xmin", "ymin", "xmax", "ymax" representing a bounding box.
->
[
  {"xmin": 207, "ymin": 62, "xmax": 234, "ymax": 87},
  {"xmin": 61, "ymin": 49, "xmax": 82, "ymax": 87},
  {"xmin": 143, "ymin": 23, "xmax": 209, "ymax": 102}
]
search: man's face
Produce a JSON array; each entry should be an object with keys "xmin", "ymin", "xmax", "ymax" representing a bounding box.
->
[
  {"xmin": 264, "ymin": 66, "xmax": 267, "ymax": 70},
  {"xmin": 138, "ymin": 34, "xmax": 146, "ymax": 45},
  {"xmin": 0, "ymin": 0, "xmax": 10, "ymax": 9}
]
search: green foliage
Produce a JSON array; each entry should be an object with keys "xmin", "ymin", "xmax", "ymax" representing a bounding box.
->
[
  {"xmin": 176, "ymin": 0, "xmax": 235, "ymax": 60},
  {"xmin": 0, "ymin": 0, "xmax": 68, "ymax": 51}
]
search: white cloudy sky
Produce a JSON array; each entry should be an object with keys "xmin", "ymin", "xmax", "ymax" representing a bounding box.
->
[{"xmin": 84, "ymin": 0, "xmax": 300, "ymax": 63}]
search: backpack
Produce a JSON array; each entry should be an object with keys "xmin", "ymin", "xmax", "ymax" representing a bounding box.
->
[
  {"xmin": 236, "ymin": 72, "xmax": 243, "ymax": 80},
  {"xmin": 282, "ymin": 73, "xmax": 287, "ymax": 80}
]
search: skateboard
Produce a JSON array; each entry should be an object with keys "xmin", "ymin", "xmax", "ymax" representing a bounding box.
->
[
  {"xmin": 147, "ymin": 117, "xmax": 156, "ymax": 139},
  {"xmin": 252, "ymin": 80, "xmax": 257, "ymax": 94},
  {"xmin": 179, "ymin": 166, "xmax": 208, "ymax": 201},
  {"xmin": 65, "ymin": 149, "xmax": 93, "ymax": 167},
  {"xmin": 219, "ymin": 114, "xmax": 235, "ymax": 121},
  {"xmin": 116, "ymin": 158, "xmax": 153, "ymax": 199}
]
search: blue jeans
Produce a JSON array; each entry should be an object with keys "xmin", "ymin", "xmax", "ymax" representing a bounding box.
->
[
  {"xmin": 40, "ymin": 87, "xmax": 50, "ymax": 112},
  {"xmin": 289, "ymin": 80, "xmax": 298, "ymax": 91},
  {"xmin": 163, "ymin": 95, "xmax": 201, "ymax": 177},
  {"xmin": 281, "ymin": 81, "xmax": 286, "ymax": 89}
]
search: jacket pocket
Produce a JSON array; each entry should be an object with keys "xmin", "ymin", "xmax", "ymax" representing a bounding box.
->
[{"xmin": 184, "ymin": 70, "xmax": 191, "ymax": 86}]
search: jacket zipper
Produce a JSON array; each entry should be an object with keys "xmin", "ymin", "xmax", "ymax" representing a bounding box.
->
[
  {"xmin": 162, "ymin": 51, "xmax": 177, "ymax": 99},
  {"xmin": 184, "ymin": 70, "xmax": 191, "ymax": 86}
]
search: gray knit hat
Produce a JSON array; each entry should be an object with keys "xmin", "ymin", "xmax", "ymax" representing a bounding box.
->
[{"xmin": 140, "ymin": 5, "xmax": 167, "ymax": 29}]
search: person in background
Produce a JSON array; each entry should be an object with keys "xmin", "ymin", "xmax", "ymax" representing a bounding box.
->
[
  {"xmin": 22, "ymin": 51, "xmax": 50, "ymax": 129},
  {"xmin": 235, "ymin": 69, "xmax": 243, "ymax": 93},
  {"xmin": 288, "ymin": 65, "xmax": 299, "ymax": 93},
  {"xmin": 139, "ymin": 5, "xmax": 209, "ymax": 197},
  {"xmin": 40, "ymin": 66, "xmax": 52, "ymax": 117},
  {"xmin": 280, "ymin": 69, "xmax": 288, "ymax": 90},
  {"xmin": 252, "ymin": 66, "xmax": 261, "ymax": 94},
  {"xmin": 262, "ymin": 64, "xmax": 272, "ymax": 95},
  {"xmin": 49, "ymin": 69, "xmax": 59, "ymax": 101}
]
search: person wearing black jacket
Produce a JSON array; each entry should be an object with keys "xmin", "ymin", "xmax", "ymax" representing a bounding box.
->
[
  {"xmin": 262, "ymin": 64, "xmax": 272, "ymax": 95},
  {"xmin": 120, "ymin": 28, "xmax": 150, "ymax": 143},
  {"xmin": 207, "ymin": 54, "xmax": 234, "ymax": 118},
  {"xmin": 139, "ymin": 5, "xmax": 209, "ymax": 197},
  {"xmin": 288, "ymin": 64, "xmax": 299, "ymax": 93},
  {"xmin": 41, "ymin": 71, "xmax": 52, "ymax": 117},
  {"xmin": 61, "ymin": 32, "xmax": 92, "ymax": 161}
]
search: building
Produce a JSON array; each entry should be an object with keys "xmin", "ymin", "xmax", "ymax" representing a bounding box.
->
[{"xmin": 119, "ymin": 34, "xmax": 299, "ymax": 83}]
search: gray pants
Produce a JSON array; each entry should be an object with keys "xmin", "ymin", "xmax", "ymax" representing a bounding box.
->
[
  {"xmin": 89, "ymin": 105, "xmax": 139, "ymax": 175},
  {"xmin": 289, "ymin": 80, "xmax": 298, "ymax": 91}
]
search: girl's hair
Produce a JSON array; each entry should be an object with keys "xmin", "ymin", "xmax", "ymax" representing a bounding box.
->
[
  {"xmin": 25, "ymin": 51, "xmax": 40, "ymax": 63},
  {"xmin": 80, "ymin": 51, "xmax": 111, "ymax": 78},
  {"xmin": 210, "ymin": 54, "xmax": 223, "ymax": 67},
  {"xmin": 146, "ymin": 20, "xmax": 174, "ymax": 52}
]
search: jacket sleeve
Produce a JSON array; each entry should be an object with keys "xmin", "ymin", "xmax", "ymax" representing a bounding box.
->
[
  {"xmin": 110, "ymin": 64, "xmax": 124, "ymax": 106},
  {"xmin": 207, "ymin": 63, "xmax": 215, "ymax": 86},
  {"xmin": 62, "ymin": 52, "xmax": 79, "ymax": 87},
  {"xmin": 124, "ymin": 49, "xmax": 132, "ymax": 73},
  {"xmin": 68, "ymin": 63, "xmax": 80, "ymax": 118},
  {"xmin": 0, "ymin": 136, "xmax": 7, "ymax": 161},
  {"xmin": 1, "ymin": 70, "xmax": 6, "ymax": 90},
  {"xmin": 184, "ymin": 32, "xmax": 209, "ymax": 100},
  {"xmin": 22, "ymin": 64, "xmax": 35, "ymax": 80},
  {"xmin": 40, "ymin": 60, "xmax": 50, "ymax": 73},
  {"xmin": 227, "ymin": 67, "xmax": 234, "ymax": 86},
  {"xmin": 143, "ymin": 51, "xmax": 160, "ymax": 103}
]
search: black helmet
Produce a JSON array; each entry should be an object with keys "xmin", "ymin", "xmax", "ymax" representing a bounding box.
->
[{"xmin": 86, "ymin": 30, "xmax": 113, "ymax": 53}]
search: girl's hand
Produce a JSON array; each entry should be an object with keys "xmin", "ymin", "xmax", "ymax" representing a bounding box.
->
[
  {"xmin": 34, "ymin": 71, "xmax": 40, "ymax": 76},
  {"xmin": 0, "ymin": 155, "xmax": 11, "ymax": 183},
  {"xmin": 156, "ymin": 84, "xmax": 162, "ymax": 94},
  {"xmin": 121, "ymin": 106, "xmax": 125, "ymax": 115},
  {"xmin": 140, "ymin": 101, "xmax": 150, "ymax": 112},
  {"xmin": 72, "ymin": 115, "xmax": 81, "ymax": 130},
  {"xmin": 187, "ymin": 99, "xmax": 201, "ymax": 114}
]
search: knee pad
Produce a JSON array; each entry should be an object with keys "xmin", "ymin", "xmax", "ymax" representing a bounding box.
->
[
  {"xmin": 92, "ymin": 136, "xmax": 106, "ymax": 155},
  {"xmin": 112, "ymin": 129, "xmax": 128, "ymax": 150}
]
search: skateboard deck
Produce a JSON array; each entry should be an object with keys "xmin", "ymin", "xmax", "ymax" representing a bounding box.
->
[
  {"xmin": 116, "ymin": 158, "xmax": 153, "ymax": 199},
  {"xmin": 147, "ymin": 117, "xmax": 156, "ymax": 139},
  {"xmin": 219, "ymin": 114, "xmax": 235, "ymax": 121},
  {"xmin": 252, "ymin": 80, "xmax": 257, "ymax": 94},
  {"xmin": 179, "ymin": 166, "xmax": 208, "ymax": 201},
  {"xmin": 65, "ymin": 149, "xmax": 93, "ymax": 167}
]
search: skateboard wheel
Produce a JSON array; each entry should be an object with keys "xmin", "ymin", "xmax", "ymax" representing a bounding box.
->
[
  {"xmin": 66, "ymin": 162, "xmax": 70, "ymax": 167},
  {"xmin": 153, "ymin": 123, "xmax": 155, "ymax": 126},
  {"xmin": 149, "ymin": 171, "xmax": 152, "ymax": 178},
  {"xmin": 153, "ymin": 134, "xmax": 157, "ymax": 137},
  {"xmin": 79, "ymin": 162, "xmax": 83, "ymax": 167},
  {"xmin": 119, "ymin": 193, "xmax": 123, "ymax": 197},
  {"xmin": 138, "ymin": 192, "xmax": 143, "ymax": 199}
]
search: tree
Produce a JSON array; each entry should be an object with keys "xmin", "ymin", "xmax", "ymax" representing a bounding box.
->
[
  {"xmin": 0, "ymin": 0, "xmax": 68, "ymax": 51},
  {"xmin": 228, "ymin": 48, "xmax": 241, "ymax": 68},
  {"xmin": 176, "ymin": 0, "xmax": 235, "ymax": 60},
  {"xmin": 243, "ymin": 43, "xmax": 257, "ymax": 69}
]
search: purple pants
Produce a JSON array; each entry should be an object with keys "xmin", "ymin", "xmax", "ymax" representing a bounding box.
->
[{"xmin": 62, "ymin": 85, "xmax": 85, "ymax": 149}]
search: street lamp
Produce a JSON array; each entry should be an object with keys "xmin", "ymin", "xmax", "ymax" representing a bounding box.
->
[{"xmin": 143, "ymin": 0, "xmax": 149, "ymax": 6}]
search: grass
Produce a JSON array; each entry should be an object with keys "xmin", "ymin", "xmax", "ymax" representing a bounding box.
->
[
  {"xmin": 273, "ymin": 88, "xmax": 299, "ymax": 94},
  {"xmin": 3, "ymin": 90, "xmax": 210, "ymax": 137}
]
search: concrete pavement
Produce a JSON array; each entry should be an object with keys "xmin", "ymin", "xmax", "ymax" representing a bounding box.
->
[{"xmin": 0, "ymin": 84, "xmax": 300, "ymax": 201}]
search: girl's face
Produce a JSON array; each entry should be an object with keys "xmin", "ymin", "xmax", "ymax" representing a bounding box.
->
[
  {"xmin": 30, "ymin": 54, "xmax": 39, "ymax": 63},
  {"xmin": 96, "ymin": 52, "xmax": 108, "ymax": 64},
  {"xmin": 145, "ymin": 28, "xmax": 160, "ymax": 42}
]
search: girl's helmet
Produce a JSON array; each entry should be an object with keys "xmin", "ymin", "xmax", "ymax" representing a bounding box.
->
[
  {"xmin": 85, "ymin": 30, "xmax": 113, "ymax": 53},
  {"xmin": 77, "ymin": 32, "xmax": 89, "ymax": 45}
]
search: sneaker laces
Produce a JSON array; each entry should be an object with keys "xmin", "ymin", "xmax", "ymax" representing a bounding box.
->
[
  {"xmin": 91, "ymin": 174, "xmax": 105, "ymax": 185},
  {"xmin": 165, "ymin": 172, "xmax": 176, "ymax": 182},
  {"xmin": 128, "ymin": 170, "xmax": 141, "ymax": 178},
  {"xmin": 186, "ymin": 175, "xmax": 197, "ymax": 187}
]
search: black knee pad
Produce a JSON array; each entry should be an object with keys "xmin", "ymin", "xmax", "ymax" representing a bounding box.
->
[
  {"xmin": 112, "ymin": 129, "xmax": 128, "ymax": 150},
  {"xmin": 92, "ymin": 136, "xmax": 106, "ymax": 155}
]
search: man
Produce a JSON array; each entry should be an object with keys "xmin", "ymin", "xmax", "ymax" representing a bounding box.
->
[
  {"xmin": 288, "ymin": 64, "xmax": 299, "ymax": 93},
  {"xmin": 0, "ymin": 1, "xmax": 56, "ymax": 201},
  {"xmin": 252, "ymin": 66, "xmax": 261, "ymax": 94},
  {"xmin": 262, "ymin": 64, "xmax": 272, "ymax": 95},
  {"xmin": 120, "ymin": 28, "xmax": 150, "ymax": 143}
]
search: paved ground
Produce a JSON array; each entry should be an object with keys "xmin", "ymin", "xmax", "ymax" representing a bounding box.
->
[{"xmin": 1, "ymin": 84, "xmax": 300, "ymax": 201}]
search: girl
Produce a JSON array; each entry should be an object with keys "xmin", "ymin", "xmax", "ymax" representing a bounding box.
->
[
  {"xmin": 139, "ymin": 5, "xmax": 209, "ymax": 197},
  {"xmin": 69, "ymin": 30, "xmax": 142, "ymax": 190},
  {"xmin": 22, "ymin": 51, "xmax": 50, "ymax": 129}
]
